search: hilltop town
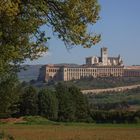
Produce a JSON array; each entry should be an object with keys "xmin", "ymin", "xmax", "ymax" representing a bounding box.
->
[{"xmin": 37, "ymin": 48, "xmax": 140, "ymax": 82}]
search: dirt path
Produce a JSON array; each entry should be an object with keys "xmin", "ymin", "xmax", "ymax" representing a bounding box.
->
[{"xmin": 82, "ymin": 84, "xmax": 140, "ymax": 94}]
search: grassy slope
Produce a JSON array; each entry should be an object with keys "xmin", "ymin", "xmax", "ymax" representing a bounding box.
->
[
  {"xmin": 87, "ymin": 87, "xmax": 140, "ymax": 111},
  {"xmin": 63, "ymin": 77, "xmax": 140, "ymax": 90}
]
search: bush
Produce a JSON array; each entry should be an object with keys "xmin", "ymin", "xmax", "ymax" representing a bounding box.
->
[{"xmin": 90, "ymin": 110, "xmax": 140, "ymax": 123}]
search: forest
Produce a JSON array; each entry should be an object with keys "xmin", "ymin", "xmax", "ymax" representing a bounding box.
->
[{"xmin": 0, "ymin": 78, "xmax": 140, "ymax": 123}]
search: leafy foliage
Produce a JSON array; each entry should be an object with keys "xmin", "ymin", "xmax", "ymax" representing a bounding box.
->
[
  {"xmin": 0, "ymin": 75, "xmax": 19, "ymax": 118},
  {"xmin": 0, "ymin": 0, "xmax": 100, "ymax": 80},
  {"xmin": 19, "ymin": 85, "xmax": 38, "ymax": 116},
  {"xmin": 0, "ymin": 82, "xmax": 140, "ymax": 124},
  {"xmin": 38, "ymin": 89, "xmax": 58, "ymax": 120},
  {"xmin": 14, "ymin": 83, "xmax": 90, "ymax": 122},
  {"xmin": 56, "ymin": 83, "xmax": 76, "ymax": 121},
  {"xmin": 56, "ymin": 83, "xmax": 90, "ymax": 122},
  {"xmin": 0, "ymin": 1, "xmax": 101, "ymax": 118},
  {"xmin": 68, "ymin": 85, "xmax": 90, "ymax": 121},
  {"xmin": 90, "ymin": 110, "xmax": 140, "ymax": 124}
]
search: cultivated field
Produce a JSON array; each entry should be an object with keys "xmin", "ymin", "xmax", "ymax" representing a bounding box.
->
[{"xmin": 0, "ymin": 123, "xmax": 140, "ymax": 140}]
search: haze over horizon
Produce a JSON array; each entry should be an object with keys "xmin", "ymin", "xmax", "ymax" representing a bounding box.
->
[{"xmin": 26, "ymin": 0, "xmax": 140, "ymax": 66}]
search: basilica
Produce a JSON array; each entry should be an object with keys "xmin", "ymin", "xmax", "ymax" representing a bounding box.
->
[
  {"xmin": 38, "ymin": 48, "xmax": 125, "ymax": 82},
  {"xmin": 86, "ymin": 48, "xmax": 123, "ymax": 66}
]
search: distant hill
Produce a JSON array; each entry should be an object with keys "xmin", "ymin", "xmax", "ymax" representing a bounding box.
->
[{"xmin": 18, "ymin": 65, "xmax": 42, "ymax": 82}]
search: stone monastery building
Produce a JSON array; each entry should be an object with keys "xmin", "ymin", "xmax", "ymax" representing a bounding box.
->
[{"xmin": 38, "ymin": 48, "xmax": 125, "ymax": 82}]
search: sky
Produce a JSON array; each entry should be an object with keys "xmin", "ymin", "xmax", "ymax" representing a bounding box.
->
[{"xmin": 26, "ymin": 0, "xmax": 140, "ymax": 66}]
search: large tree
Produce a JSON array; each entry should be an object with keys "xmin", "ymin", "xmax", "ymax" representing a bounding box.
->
[
  {"xmin": 19, "ymin": 85, "xmax": 38, "ymax": 116},
  {"xmin": 55, "ymin": 83, "xmax": 75, "ymax": 121},
  {"xmin": 0, "ymin": 0, "xmax": 100, "ymax": 79},
  {"xmin": 38, "ymin": 89, "xmax": 58, "ymax": 120},
  {"xmin": 68, "ymin": 85, "xmax": 90, "ymax": 122},
  {"xmin": 0, "ymin": 75, "xmax": 19, "ymax": 118},
  {"xmin": 55, "ymin": 83, "xmax": 90, "ymax": 122}
]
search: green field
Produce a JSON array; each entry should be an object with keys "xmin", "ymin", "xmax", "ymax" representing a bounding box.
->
[{"xmin": 0, "ymin": 122, "xmax": 140, "ymax": 140}]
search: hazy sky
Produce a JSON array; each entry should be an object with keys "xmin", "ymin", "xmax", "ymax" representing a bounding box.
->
[{"xmin": 26, "ymin": 0, "xmax": 140, "ymax": 65}]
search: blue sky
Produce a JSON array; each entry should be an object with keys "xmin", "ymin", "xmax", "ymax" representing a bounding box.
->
[{"xmin": 26, "ymin": 0, "xmax": 140, "ymax": 65}]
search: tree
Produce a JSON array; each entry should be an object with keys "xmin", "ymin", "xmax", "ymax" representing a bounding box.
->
[
  {"xmin": 19, "ymin": 85, "xmax": 38, "ymax": 116},
  {"xmin": 55, "ymin": 83, "xmax": 75, "ymax": 121},
  {"xmin": 55, "ymin": 83, "xmax": 91, "ymax": 122},
  {"xmin": 68, "ymin": 85, "xmax": 90, "ymax": 122},
  {"xmin": 0, "ymin": 75, "xmax": 19, "ymax": 118},
  {"xmin": 38, "ymin": 89, "xmax": 58, "ymax": 120},
  {"xmin": 0, "ymin": 0, "xmax": 101, "ymax": 79}
]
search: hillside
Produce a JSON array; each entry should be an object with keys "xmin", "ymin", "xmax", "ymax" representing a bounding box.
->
[
  {"xmin": 87, "ymin": 87, "xmax": 140, "ymax": 111},
  {"xmin": 18, "ymin": 65, "xmax": 42, "ymax": 82},
  {"xmin": 64, "ymin": 77, "xmax": 140, "ymax": 90}
]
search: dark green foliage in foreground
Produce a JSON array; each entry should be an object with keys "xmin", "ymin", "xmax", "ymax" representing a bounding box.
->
[
  {"xmin": 56, "ymin": 83, "xmax": 90, "ymax": 122},
  {"xmin": 90, "ymin": 110, "xmax": 140, "ymax": 124},
  {"xmin": 56, "ymin": 83, "xmax": 75, "ymax": 121},
  {"xmin": 38, "ymin": 89, "xmax": 58, "ymax": 120},
  {"xmin": 68, "ymin": 85, "xmax": 90, "ymax": 121},
  {"xmin": 11, "ymin": 83, "xmax": 89, "ymax": 122},
  {"xmin": 0, "ymin": 81, "xmax": 140, "ymax": 123},
  {"xmin": 0, "ymin": 75, "xmax": 19, "ymax": 118},
  {"xmin": 19, "ymin": 86, "xmax": 38, "ymax": 116}
]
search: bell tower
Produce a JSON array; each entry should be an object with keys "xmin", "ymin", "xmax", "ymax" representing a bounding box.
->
[{"xmin": 101, "ymin": 47, "xmax": 108, "ymax": 65}]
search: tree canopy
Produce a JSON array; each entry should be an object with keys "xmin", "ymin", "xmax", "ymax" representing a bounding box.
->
[
  {"xmin": 0, "ymin": 0, "xmax": 100, "ymax": 79},
  {"xmin": 0, "ymin": 75, "xmax": 19, "ymax": 118}
]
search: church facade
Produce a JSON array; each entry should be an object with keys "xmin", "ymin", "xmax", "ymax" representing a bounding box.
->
[{"xmin": 85, "ymin": 48, "xmax": 123, "ymax": 66}]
